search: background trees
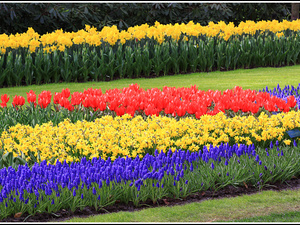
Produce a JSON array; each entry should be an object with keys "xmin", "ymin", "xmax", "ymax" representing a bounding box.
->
[{"xmin": 0, "ymin": 3, "xmax": 292, "ymax": 34}]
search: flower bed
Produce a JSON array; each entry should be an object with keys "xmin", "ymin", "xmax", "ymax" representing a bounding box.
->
[
  {"xmin": 3, "ymin": 84, "xmax": 298, "ymax": 114},
  {"xmin": 0, "ymin": 142, "xmax": 299, "ymax": 220},
  {"xmin": 0, "ymin": 84, "xmax": 300, "ymax": 220},
  {"xmin": 1, "ymin": 111, "xmax": 300, "ymax": 165},
  {"xmin": 2, "ymin": 20, "xmax": 300, "ymax": 87},
  {"xmin": 0, "ymin": 84, "xmax": 299, "ymax": 164}
]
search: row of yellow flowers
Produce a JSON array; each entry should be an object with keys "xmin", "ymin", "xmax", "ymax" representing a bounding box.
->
[
  {"xmin": 1, "ymin": 111, "xmax": 299, "ymax": 164},
  {"xmin": 0, "ymin": 19, "xmax": 299, "ymax": 54}
]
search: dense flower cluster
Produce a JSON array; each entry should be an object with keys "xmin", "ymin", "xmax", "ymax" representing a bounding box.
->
[
  {"xmin": 1, "ymin": 84, "xmax": 298, "ymax": 117},
  {"xmin": 0, "ymin": 19, "xmax": 298, "ymax": 54},
  {"xmin": 261, "ymin": 84, "xmax": 300, "ymax": 106},
  {"xmin": 0, "ymin": 141, "xmax": 298, "ymax": 219},
  {"xmin": 1, "ymin": 110, "xmax": 299, "ymax": 164}
]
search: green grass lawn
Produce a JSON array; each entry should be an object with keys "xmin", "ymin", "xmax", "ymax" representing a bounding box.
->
[
  {"xmin": 62, "ymin": 188, "xmax": 300, "ymax": 223},
  {"xmin": 1, "ymin": 65, "xmax": 300, "ymax": 106},
  {"xmin": 224, "ymin": 210, "xmax": 300, "ymax": 222}
]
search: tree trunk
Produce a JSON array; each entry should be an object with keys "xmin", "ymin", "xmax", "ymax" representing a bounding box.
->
[{"xmin": 291, "ymin": 3, "xmax": 299, "ymax": 20}]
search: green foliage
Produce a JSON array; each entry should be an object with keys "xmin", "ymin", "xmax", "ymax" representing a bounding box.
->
[
  {"xmin": 0, "ymin": 147, "xmax": 27, "ymax": 170},
  {"xmin": 0, "ymin": 103, "xmax": 94, "ymax": 135}
]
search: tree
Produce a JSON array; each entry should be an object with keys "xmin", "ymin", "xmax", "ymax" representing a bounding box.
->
[{"xmin": 291, "ymin": 3, "xmax": 299, "ymax": 20}]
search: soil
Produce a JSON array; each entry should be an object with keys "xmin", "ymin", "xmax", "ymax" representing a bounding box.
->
[{"xmin": 1, "ymin": 176, "xmax": 299, "ymax": 223}]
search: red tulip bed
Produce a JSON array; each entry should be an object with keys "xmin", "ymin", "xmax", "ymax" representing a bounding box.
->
[{"xmin": 2, "ymin": 84, "xmax": 298, "ymax": 118}]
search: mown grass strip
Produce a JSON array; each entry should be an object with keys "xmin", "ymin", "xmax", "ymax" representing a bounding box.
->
[
  {"xmin": 222, "ymin": 210, "xmax": 300, "ymax": 222},
  {"xmin": 1, "ymin": 65, "xmax": 300, "ymax": 107},
  {"xmin": 62, "ymin": 188, "xmax": 300, "ymax": 222}
]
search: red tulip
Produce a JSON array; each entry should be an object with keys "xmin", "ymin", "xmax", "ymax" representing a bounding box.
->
[
  {"xmin": 38, "ymin": 97, "xmax": 50, "ymax": 109},
  {"xmin": 214, "ymin": 102, "xmax": 225, "ymax": 113},
  {"xmin": 115, "ymin": 105, "xmax": 125, "ymax": 116},
  {"xmin": 176, "ymin": 105, "xmax": 186, "ymax": 117},
  {"xmin": 275, "ymin": 98, "xmax": 285, "ymax": 111},
  {"xmin": 187, "ymin": 102, "xmax": 197, "ymax": 115},
  {"xmin": 59, "ymin": 97, "xmax": 69, "ymax": 108},
  {"xmin": 122, "ymin": 96, "xmax": 131, "ymax": 107},
  {"xmin": 82, "ymin": 95, "xmax": 98, "ymax": 110},
  {"xmin": 241, "ymin": 101, "xmax": 251, "ymax": 113},
  {"xmin": 1, "ymin": 94, "xmax": 9, "ymax": 104},
  {"xmin": 66, "ymin": 103, "xmax": 74, "ymax": 111},
  {"xmin": 195, "ymin": 109, "xmax": 205, "ymax": 119},
  {"xmin": 53, "ymin": 92, "xmax": 62, "ymax": 104},
  {"xmin": 26, "ymin": 90, "xmax": 36, "ymax": 106},
  {"xmin": 71, "ymin": 92, "xmax": 83, "ymax": 106},
  {"xmin": 250, "ymin": 103, "xmax": 260, "ymax": 114},
  {"xmin": 129, "ymin": 99, "xmax": 139, "ymax": 112},
  {"xmin": 12, "ymin": 95, "xmax": 25, "ymax": 108},
  {"xmin": 231, "ymin": 101, "xmax": 240, "ymax": 113},
  {"xmin": 144, "ymin": 104, "xmax": 159, "ymax": 116},
  {"xmin": 38, "ymin": 91, "xmax": 52, "ymax": 109},
  {"xmin": 164, "ymin": 103, "xmax": 175, "ymax": 115},
  {"xmin": 283, "ymin": 104, "xmax": 290, "ymax": 113},
  {"xmin": 96, "ymin": 99, "xmax": 107, "ymax": 112},
  {"xmin": 125, "ymin": 105, "xmax": 136, "ymax": 117},
  {"xmin": 59, "ymin": 97, "xmax": 74, "ymax": 111},
  {"xmin": 61, "ymin": 88, "xmax": 70, "ymax": 98},
  {"xmin": 264, "ymin": 102, "xmax": 276, "ymax": 112},
  {"xmin": 84, "ymin": 87, "xmax": 102, "ymax": 96},
  {"xmin": 109, "ymin": 99, "xmax": 120, "ymax": 111},
  {"xmin": 0, "ymin": 94, "xmax": 9, "ymax": 108},
  {"xmin": 139, "ymin": 100, "xmax": 147, "ymax": 111},
  {"xmin": 287, "ymin": 95, "xmax": 297, "ymax": 108}
]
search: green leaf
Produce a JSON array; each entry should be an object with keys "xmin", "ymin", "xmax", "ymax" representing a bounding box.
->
[
  {"xmin": 3, "ymin": 152, "xmax": 13, "ymax": 166},
  {"xmin": 13, "ymin": 156, "xmax": 27, "ymax": 166}
]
